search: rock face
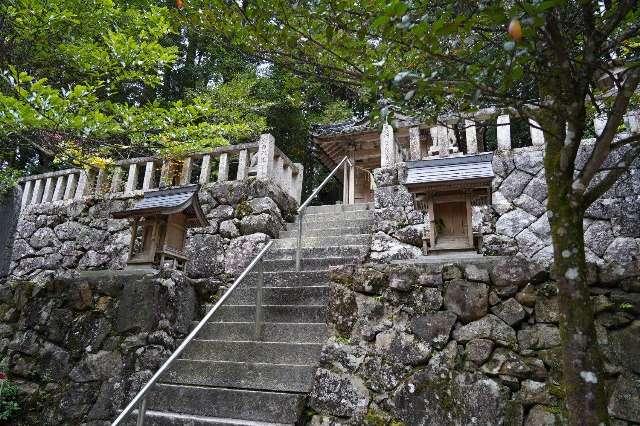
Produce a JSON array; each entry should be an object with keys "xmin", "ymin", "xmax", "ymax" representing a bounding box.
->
[
  {"xmin": 0, "ymin": 269, "xmax": 199, "ymax": 424},
  {"xmin": 9, "ymin": 178, "xmax": 296, "ymax": 282},
  {"xmin": 308, "ymin": 259, "xmax": 640, "ymax": 425},
  {"xmin": 483, "ymin": 146, "xmax": 640, "ymax": 276}
]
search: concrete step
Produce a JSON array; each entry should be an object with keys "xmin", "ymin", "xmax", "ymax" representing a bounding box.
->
[
  {"xmin": 126, "ymin": 410, "xmax": 291, "ymax": 426},
  {"xmin": 261, "ymin": 257, "xmax": 359, "ymax": 272},
  {"xmin": 264, "ymin": 245, "xmax": 368, "ymax": 261},
  {"xmin": 164, "ymin": 360, "xmax": 316, "ymax": 392},
  {"xmin": 271, "ymin": 234, "xmax": 370, "ymax": 249},
  {"xmin": 242, "ymin": 270, "xmax": 329, "ymax": 287},
  {"xmin": 147, "ymin": 384, "xmax": 304, "ymax": 424},
  {"xmin": 210, "ymin": 304, "xmax": 325, "ymax": 323},
  {"xmin": 194, "ymin": 322, "xmax": 327, "ymax": 343},
  {"xmin": 227, "ymin": 285, "xmax": 328, "ymax": 305},
  {"xmin": 285, "ymin": 218, "xmax": 371, "ymax": 232},
  {"xmin": 303, "ymin": 203, "xmax": 373, "ymax": 214},
  {"xmin": 279, "ymin": 226, "xmax": 368, "ymax": 238},
  {"xmin": 296, "ymin": 210, "xmax": 372, "ymax": 222},
  {"xmin": 183, "ymin": 340, "xmax": 322, "ymax": 364}
]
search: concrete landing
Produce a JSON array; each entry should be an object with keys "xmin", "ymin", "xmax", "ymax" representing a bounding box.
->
[{"xmin": 393, "ymin": 252, "xmax": 503, "ymax": 266}]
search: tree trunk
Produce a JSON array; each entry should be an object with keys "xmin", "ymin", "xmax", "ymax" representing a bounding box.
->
[{"xmin": 545, "ymin": 143, "xmax": 610, "ymax": 425}]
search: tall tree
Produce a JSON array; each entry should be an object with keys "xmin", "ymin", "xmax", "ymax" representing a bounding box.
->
[{"xmin": 206, "ymin": 1, "xmax": 640, "ymax": 423}]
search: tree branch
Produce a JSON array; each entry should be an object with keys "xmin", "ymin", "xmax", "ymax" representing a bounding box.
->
[
  {"xmin": 581, "ymin": 144, "xmax": 640, "ymax": 207},
  {"xmin": 578, "ymin": 68, "xmax": 640, "ymax": 188}
]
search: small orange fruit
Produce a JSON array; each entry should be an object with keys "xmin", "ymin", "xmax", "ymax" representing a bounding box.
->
[
  {"xmin": 508, "ymin": 19, "xmax": 522, "ymax": 41},
  {"xmin": 176, "ymin": 0, "xmax": 184, "ymax": 9}
]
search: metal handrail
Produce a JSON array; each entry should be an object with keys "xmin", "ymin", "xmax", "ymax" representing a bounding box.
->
[
  {"xmin": 112, "ymin": 240, "xmax": 274, "ymax": 425},
  {"xmin": 295, "ymin": 156, "xmax": 352, "ymax": 271}
]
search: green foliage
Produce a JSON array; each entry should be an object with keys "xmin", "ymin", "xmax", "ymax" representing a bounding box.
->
[
  {"xmin": 0, "ymin": 168, "xmax": 22, "ymax": 196},
  {"xmin": 0, "ymin": 379, "xmax": 20, "ymax": 421}
]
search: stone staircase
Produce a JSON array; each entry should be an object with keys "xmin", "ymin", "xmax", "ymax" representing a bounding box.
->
[{"xmin": 138, "ymin": 203, "xmax": 373, "ymax": 425}]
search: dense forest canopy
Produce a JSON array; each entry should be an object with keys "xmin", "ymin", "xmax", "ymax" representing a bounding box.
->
[{"xmin": 0, "ymin": 0, "xmax": 360, "ymax": 194}]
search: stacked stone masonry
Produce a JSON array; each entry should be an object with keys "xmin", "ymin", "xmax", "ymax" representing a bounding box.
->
[
  {"xmin": 0, "ymin": 269, "xmax": 205, "ymax": 424},
  {"xmin": 369, "ymin": 142, "xmax": 640, "ymax": 280},
  {"xmin": 8, "ymin": 178, "xmax": 297, "ymax": 284},
  {"xmin": 306, "ymin": 258, "xmax": 640, "ymax": 425},
  {"xmin": 485, "ymin": 143, "xmax": 640, "ymax": 277}
]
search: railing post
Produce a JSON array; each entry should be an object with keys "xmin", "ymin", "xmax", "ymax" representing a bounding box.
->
[
  {"xmin": 236, "ymin": 149, "xmax": 249, "ymax": 180},
  {"xmin": 380, "ymin": 123, "xmax": 396, "ymax": 167},
  {"xmin": 21, "ymin": 180, "xmax": 33, "ymax": 209},
  {"xmin": 256, "ymin": 134, "xmax": 275, "ymax": 178},
  {"xmin": 218, "ymin": 153, "xmax": 229, "ymax": 182},
  {"xmin": 199, "ymin": 155, "xmax": 211, "ymax": 184},
  {"xmin": 125, "ymin": 163, "xmax": 138, "ymax": 194},
  {"xmin": 136, "ymin": 397, "xmax": 147, "ymax": 426},
  {"xmin": 465, "ymin": 120, "xmax": 478, "ymax": 154},
  {"xmin": 497, "ymin": 114, "xmax": 511, "ymax": 150},
  {"xmin": 63, "ymin": 173, "xmax": 77, "ymax": 200},
  {"xmin": 42, "ymin": 177, "xmax": 54, "ymax": 203},
  {"xmin": 255, "ymin": 258, "xmax": 264, "ymax": 340},
  {"xmin": 75, "ymin": 170, "xmax": 88, "ymax": 200},
  {"xmin": 52, "ymin": 176, "xmax": 65, "ymax": 202},
  {"xmin": 409, "ymin": 126, "xmax": 421, "ymax": 160},
  {"xmin": 180, "ymin": 157, "xmax": 193, "ymax": 185},
  {"xmin": 30, "ymin": 179, "xmax": 43, "ymax": 205},
  {"xmin": 142, "ymin": 162, "xmax": 155, "ymax": 190},
  {"xmin": 296, "ymin": 210, "xmax": 303, "ymax": 272},
  {"xmin": 292, "ymin": 163, "xmax": 304, "ymax": 203},
  {"xmin": 529, "ymin": 119, "xmax": 545, "ymax": 146},
  {"xmin": 110, "ymin": 167, "xmax": 123, "ymax": 193}
]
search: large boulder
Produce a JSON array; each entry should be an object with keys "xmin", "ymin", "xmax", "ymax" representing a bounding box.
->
[
  {"xmin": 224, "ymin": 233, "xmax": 270, "ymax": 275},
  {"xmin": 495, "ymin": 208, "xmax": 536, "ymax": 237},
  {"xmin": 452, "ymin": 314, "xmax": 517, "ymax": 348},
  {"xmin": 490, "ymin": 256, "xmax": 546, "ymax": 288},
  {"xmin": 239, "ymin": 213, "xmax": 282, "ymax": 238},
  {"xmin": 370, "ymin": 232, "xmax": 422, "ymax": 262},
  {"xmin": 514, "ymin": 150, "xmax": 544, "ymax": 175},
  {"xmin": 499, "ymin": 170, "xmax": 533, "ymax": 201},
  {"xmin": 185, "ymin": 233, "xmax": 226, "ymax": 278},
  {"xmin": 444, "ymin": 279, "xmax": 488, "ymax": 323},
  {"xmin": 392, "ymin": 370, "xmax": 509, "ymax": 425},
  {"xmin": 608, "ymin": 374, "xmax": 640, "ymax": 423},
  {"xmin": 584, "ymin": 220, "xmax": 615, "ymax": 257},
  {"xmin": 308, "ymin": 368, "xmax": 370, "ymax": 418},
  {"xmin": 411, "ymin": 311, "xmax": 457, "ymax": 348}
]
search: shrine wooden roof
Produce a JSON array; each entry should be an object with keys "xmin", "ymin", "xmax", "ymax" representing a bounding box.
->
[
  {"xmin": 406, "ymin": 153, "xmax": 494, "ymax": 186},
  {"xmin": 112, "ymin": 184, "xmax": 208, "ymax": 227}
]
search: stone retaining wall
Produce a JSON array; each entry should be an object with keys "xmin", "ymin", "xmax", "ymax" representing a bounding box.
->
[
  {"xmin": 305, "ymin": 258, "xmax": 640, "ymax": 425},
  {"xmin": 8, "ymin": 178, "xmax": 297, "ymax": 284},
  {"xmin": 484, "ymin": 144, "xmax": 640, "ymax": 278},
  {"xmin": 0, "ymin": 269, "xmax": 204, "ymax": 424}
]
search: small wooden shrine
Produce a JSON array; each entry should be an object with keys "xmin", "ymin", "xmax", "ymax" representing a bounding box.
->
[
  {"xmin": 406, "ymin": 153, "xmax": 494, "ymax": 253},
  {"xmin": 112, "ymin": 184, "xmax": 208, "ymax": 270}
]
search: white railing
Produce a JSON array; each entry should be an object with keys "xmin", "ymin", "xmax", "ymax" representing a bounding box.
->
[
  {"xmin": 18, "ymin": 134, "xmax": 304, "ymax": 211},
  {"xmin": 388, "ymin": 109, "xmax": 640, "ymax": 164},
  {"xmin": 19, "ymin": 168, "xmax": 88, "ymax": 209}
]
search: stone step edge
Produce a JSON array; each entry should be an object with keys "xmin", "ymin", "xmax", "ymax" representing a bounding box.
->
[
  {"xmin": 232, "ymin": 285, "xmax": 329, "ymax": 290},
  {"xmin": 187, "ymin": 339, "xmax": 323, "ymax": 347},
  {"xmin": 171, "ymin": 360, "xmax": 316, "ymax": 368},
  {"xmin": 210, "ymin": 304, "xmax": 325, "ymax": 308},
  {"xmin": 128, "ymin": 409, "xmax": 292, "ymax": 426}
]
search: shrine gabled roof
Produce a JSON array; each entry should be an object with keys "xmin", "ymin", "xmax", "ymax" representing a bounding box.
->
[
  {"xmin": 112, "ymin": 184, "xmax": 208, "ymax": 227},
  {"xmin": 405, "ymin": 153, "xmax": 494, "ymax": 186},
  {"xmin": 312, "ymin": 113, "xmax": 420, "ymax": 138}
]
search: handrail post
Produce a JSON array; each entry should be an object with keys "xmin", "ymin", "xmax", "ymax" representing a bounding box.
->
[
  {"xmin": 255, "ymin": 258, "xmax": 264, "ymax": 340},
  {"xmin": 136, "ymin": 397, "xmax": 147, "ymax": 426},
  {"xmin": 296, "ymin": 210, "xmax": 304, "ymax": 272}
]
